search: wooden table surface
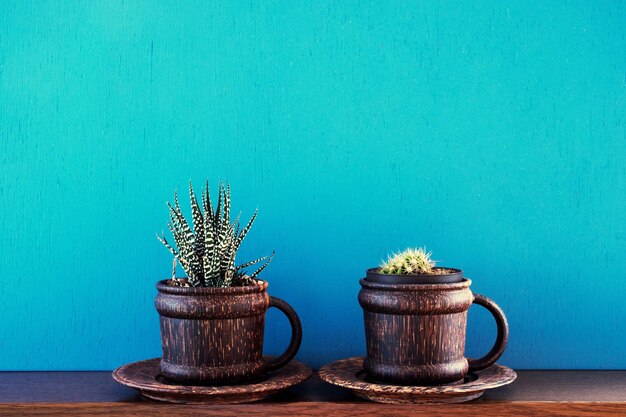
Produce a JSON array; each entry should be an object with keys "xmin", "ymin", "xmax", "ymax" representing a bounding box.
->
[{"xmin": 0, "ymin": 370, "xmax": 624, "ymax": 416}]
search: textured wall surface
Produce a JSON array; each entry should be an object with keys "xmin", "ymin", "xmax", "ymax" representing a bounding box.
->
[{"xmin": 0, "ymin": 1, "xmax": 624, "ymax": 370}]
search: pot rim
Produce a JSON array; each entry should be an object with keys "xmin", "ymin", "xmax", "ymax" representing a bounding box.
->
[
  {"xmin": 156, "ymin": 279, "xmax": 267, "ymax": 295},
  {"xmin": 366, "ymin": 266, "xmax": 462, "ymax": 277},
  {"xmin": 365, "ymin": 267, "xmax": 463, "ymax": 284},
  {"xmin": 360, "ymin": 277, "xmax": 472, "ymax": 290}
]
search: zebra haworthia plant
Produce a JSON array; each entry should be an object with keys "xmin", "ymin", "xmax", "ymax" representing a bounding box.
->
[{"xmin": 157, "ymin": 181, "xmax": 274, "ymax": 287}]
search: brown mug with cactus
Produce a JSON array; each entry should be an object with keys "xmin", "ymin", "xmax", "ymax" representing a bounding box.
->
[
  {"xmin": 359, "ymin": 248, "xmax": 509, "ymax": 386},
  {"xmin": 155, "ymin": 181, "xmax": 302, "ymax": 385}
]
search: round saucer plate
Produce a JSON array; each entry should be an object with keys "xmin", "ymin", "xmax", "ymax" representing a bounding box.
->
[
  {"xmin": 113, "ymin": 358, "xmax": 312, "ymax": 404},
  {"xmin": 318, "ymin": 357, "xmax": 516, "ymax": 404}
]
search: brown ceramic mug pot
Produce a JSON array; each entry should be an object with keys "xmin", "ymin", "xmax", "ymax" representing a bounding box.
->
[
  {"xmin": 359, "ymin": 268, "xmax": 508, "ymax": 386},
  {"xmin": 155, "ymin": 279, "xmax": 302, "ymax": 385}
]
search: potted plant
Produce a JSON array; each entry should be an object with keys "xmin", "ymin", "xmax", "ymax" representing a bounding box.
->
[
  {"xmin": 155, "ymin": 181, "xmax": 302, "ymax": 385},
  {"xmin": 359, "ymin": 248, "xmax": 509, "ymax": 385}
]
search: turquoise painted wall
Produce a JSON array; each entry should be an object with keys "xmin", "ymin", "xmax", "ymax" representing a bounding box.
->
[{"xmin": 1, "ymin": 1, "xmax": 624, "ymax": 370}]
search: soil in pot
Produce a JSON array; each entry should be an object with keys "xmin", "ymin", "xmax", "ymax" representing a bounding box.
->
[{"xmin": 365, "ymin": 267, "xmax": 464, "ymax": 284}]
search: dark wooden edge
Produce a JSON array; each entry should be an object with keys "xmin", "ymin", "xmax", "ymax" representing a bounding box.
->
[
  {"xmin": 0, "ymin": 370, "xmax": 625, "ymax": 407},
  {"xmin": 0, "ymin": 402, "xmax": 625, "ymax": 416}
]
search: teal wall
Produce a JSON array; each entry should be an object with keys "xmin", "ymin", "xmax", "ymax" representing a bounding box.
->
[{"xmin": 1, "ymin": 1, "xmax": 624, "ymax": 370}]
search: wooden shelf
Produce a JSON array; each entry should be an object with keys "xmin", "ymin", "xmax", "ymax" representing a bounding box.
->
[{"xmin": 0, "ymin": 370, "xmax": 624, "ymax": 415}]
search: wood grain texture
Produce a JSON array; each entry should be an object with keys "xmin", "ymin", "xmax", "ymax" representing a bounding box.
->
[
  {"xmin": 0, "ymin": 370, "xmax": 625, "ymax": 415},
  {"xmin": 1, "ymin": 402, "xmax": 626, "ymax": 416},
  {"xmin": 359, "ymin": 279, "xmax": 508, "ymax": 385},
  {"xmin": 112, "ymin": 358, "xmax": 312, "ymax": 404},
  {"xmin": 319, "ymin": 357, "xmax": 516, "ymax": 404},
  {"xmin": 155, "ymin": 280, "xmax": 302, "ymax": 385}
]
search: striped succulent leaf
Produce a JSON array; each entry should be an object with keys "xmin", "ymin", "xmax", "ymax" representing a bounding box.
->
[
  {"xmin": 166, "ymin": 223, "xmax": 188, "ymax": 265},
  {"xmin": 157, "ymin": 180, "xmax": 273, "ymax": 287},
  {"xmin": 202, "ymin": 180, "xmax": 213, "ymax": 219},
  {"xmin": 234, "ymin": 209, "xmax": 258, "ymax": 252},
  {"xmin": 232, "ymin": 211, "xmax": 242, "ymax": 239},
  {"xmin": 216, "ymin": 187, "xmax": 231, "ymax": 251},
  {"xmin": 167, "ymin": 201, "xmax": 194, "ymax": 245},
  {"xmin": 209, "ymin": 250, "xmax": 221, "ymax": 286},
  {"xmin": 223, "ymin": 183, "xmax": 231, "ymax": 225},
  {"xmin": 166, "ymin": 202, "xmax": 184, "ymax": 234},
  {"xmin": 167, "ymin": 222, "xmax": 200, "ymax": 286},
  {"xmin": 236, "ymin": 254, "xmax": 269, "ymax": 272},
  {"xmin": 233, "ymin": 214, "xmax": 242, "ymax": 238},
  {"xmin": 157, "ymin": 233, "xmax": 176, "ymax": 256},
  {"xmin": 171, "ymin": 257, "xmax": 177, "ymax": 280},
  {"xmin": 219, "ymin": 221, "xmax": 237, "ymax": 260},
  {"xmin": 202, "ymin": 211, "xmax": 215, "ymax": 285},
  {"xmin": 189, "ymin": 182, "xmax": 205, "ymax": 279},
  {"xmin": 167, "ymin": 202, "xmax": 203, "ymax": 285},
  {"xmin": 173, "ymin": 190, "xmax": 182, "ymax": 214},
  {"xmin": 250, "ymin": 251, "xmax": 275, "ymax": 279},
  {"xmin": 214, "ymin": 183, "xmax": 223, "ymax": 236}
]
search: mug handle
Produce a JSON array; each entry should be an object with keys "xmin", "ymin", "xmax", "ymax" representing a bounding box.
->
[
  {"xmin": 264, "ymin": 296, "xmax": 303, "ymax": 372},
  {"xmin": 467, "ymin": 293, "xmax": 509, "ymax": 372}
]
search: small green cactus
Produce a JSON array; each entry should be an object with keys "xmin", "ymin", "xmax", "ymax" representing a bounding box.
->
[{"xmin": 379, "ymin": 247, "xmax": 437, "ymax": 275}]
